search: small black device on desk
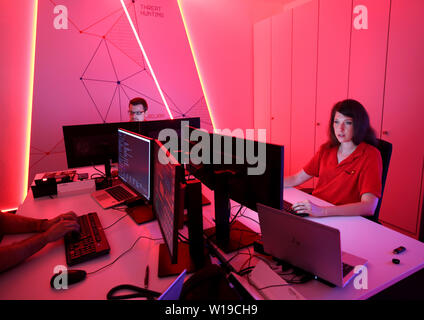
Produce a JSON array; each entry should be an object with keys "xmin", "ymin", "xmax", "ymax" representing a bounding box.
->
[
  {"xmin": 393, "ymin": 246, "xmax": 406, "ymax": 254},
  {"xmin": 64, "ymin": 212, "xmax": 110, "ymax": 266},
  {"xmin": 77, "ymin": 173, "xmax": 89, "ymax": 181}
]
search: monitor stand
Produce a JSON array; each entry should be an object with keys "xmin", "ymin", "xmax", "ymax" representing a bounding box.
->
[
  {"xmin": 204, "ymin": 220, "xmax": 260, "ymax": 254},
  {"xmin": 205, "ymin": 170, "xmax": 260, "ymax": 254},
  {"xmin": 184, "ymin": 173, "xmax": 211, "ymax": 206},
  {"xmin": 125, "ymin": 203, "xmax": 155, "ymax": 225},
  {"xmin": 158, "ymin": 242, "xmax": 210, "ymax": 278},
  {"xmin": 159, "ymin": 179, "xmax": 210, "ymax": 277},
  {"xmin": 202, "ymin": 194, "xmax": 211, "ymax": 206}
]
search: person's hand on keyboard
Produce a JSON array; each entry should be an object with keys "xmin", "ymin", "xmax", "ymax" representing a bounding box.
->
[
  {"xmin": 43, "ymin": 217, "xmax": 80, "ymax": 243},
  {"xmin": 41, "ymin": 211, "xmax": 79, "ymax": 232},
  {"xmin": 292, "ymin": 200, "xmax": 327, "ymax": 218}
]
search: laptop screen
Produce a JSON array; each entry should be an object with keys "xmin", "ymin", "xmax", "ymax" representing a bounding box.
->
[
  {"xmin": 158, "ymin": 269, "xmax": 186, "ymax": 300},
  {"xmin": 118, "ymin": 129, "xmax": 151, "ymax": 200}
]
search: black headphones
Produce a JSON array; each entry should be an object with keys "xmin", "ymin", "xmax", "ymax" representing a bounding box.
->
[{"xmin": 106, "ymin": 284, "xmax": 161, "ymax": 300}]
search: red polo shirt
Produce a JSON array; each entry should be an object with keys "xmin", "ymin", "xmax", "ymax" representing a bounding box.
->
[{"xmin": 303, "ymin": 142, "xmax": 382, "ymax": 205}]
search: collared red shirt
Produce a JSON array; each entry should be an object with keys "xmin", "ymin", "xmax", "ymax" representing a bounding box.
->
[{"xmin": 303, "ymin": 142, "xmax": 382, "ymax": 205}]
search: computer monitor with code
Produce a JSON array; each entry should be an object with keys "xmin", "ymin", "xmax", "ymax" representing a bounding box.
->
[{"xmin": 118, "ymin": 129, "xmax": 152, "ymax": 201}]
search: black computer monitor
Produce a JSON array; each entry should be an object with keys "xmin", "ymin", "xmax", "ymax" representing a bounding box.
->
[
  {"xmin": 62, "ymin": 118, "xmax": 201, "ymax": 171},
  {"xmin": 118, "ymin": 129, "xmax": 152, "ymax": 201},
  {"xmin": 141, "ymin": 117, "xmax": 200, "ymax": 164},
  {"xmin": 140, "ymin": 117, "xmax": 200, "ymax": 140},
  {"xmin": 63, "ymin": 121, "xmax": 142, "ymax": 170},
  {"xmin": 153, "ymin": 139, "xmax": 207, "ymax": 277},
  {"xmin": 186, "ymin": 127, "xmax": 284, "ymax": 253},
  {"xmin": 212, "ymin": 133, "xmax": 284, "ymax": 211}
]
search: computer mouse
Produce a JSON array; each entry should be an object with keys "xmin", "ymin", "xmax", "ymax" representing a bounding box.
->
[
  {"xmin": 50, "ymin": 269, "xmax": 87, "ymax": 289},
  {"xmin": 293, "ymin": 212, "xmax": 310, "ymax": 217}
]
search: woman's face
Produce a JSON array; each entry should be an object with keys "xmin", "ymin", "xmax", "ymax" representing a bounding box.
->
[{"xmin": 333, "ymin": 112, "xmax": 354, "ymax": 144}]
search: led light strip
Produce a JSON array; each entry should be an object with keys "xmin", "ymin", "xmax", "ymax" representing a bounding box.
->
[
  {"xmin": 176, "ymin": 0, "xmax": 216, "ymax": 132},
  {"xmin": 120, "ymin": 0, "xmax": 174, "ymax": 119},
  {"xmin": 1, "ymin": 208, "xmax": 18, "ymax": 213},
  {"xmin": 22, "ymin": 0, "xmax": 39, "ymax": 203}
]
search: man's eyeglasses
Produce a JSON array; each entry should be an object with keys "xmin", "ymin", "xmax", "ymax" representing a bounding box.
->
[{"xmin": 129, "ymin": 111, "xmax": 145, "ymax": 116}]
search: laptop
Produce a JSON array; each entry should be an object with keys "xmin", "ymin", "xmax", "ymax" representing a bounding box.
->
[
  {"xmin": 158, "ymin": 269, "xmax": 187, "ymax": 300},
  {"xmin": 257, "ymin": 203, "xmax": 367, "ymax": 287},
  {"xmin": 91, "ymin": 129, "xmax": 152, "ymax": 209}
]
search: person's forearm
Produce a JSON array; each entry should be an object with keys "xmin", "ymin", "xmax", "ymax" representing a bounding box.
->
[
  {"xmin": 284, "ymin": 175, "xmax": 299, "ymax": 188},
  {"xmin": 0, "ymin": 232, "xmax": 49, "ymax": 273},
  {"xmin": 323, "ymin": 201, "xmax": 375, "ymax": 217},
  {"xmin": 284, "ymin": 170, "xmax": 312, "ymax": 188},
  {"xmin": 0, "ymin": 213, "xmax": 47, "ymax": 235}
]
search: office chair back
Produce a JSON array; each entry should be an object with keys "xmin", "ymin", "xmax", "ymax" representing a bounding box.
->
[{"xmin": 367, "ymin": 138, "xmax": 392, "ymax": 223}]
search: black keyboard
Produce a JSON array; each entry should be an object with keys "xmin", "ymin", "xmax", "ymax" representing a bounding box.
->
[
  {"xmin": 64, "ymin": 212, "xmax": 110, "ymax": 266},
  {"xmin": 283, "ymin": 200, "xmax": 309, "ymax": 217},
  {"xmin": 342, "ymin": 263, "xmax": 354, "ymax": 277},
  {"xmin": 105, "ymin": 185, "xmax": 133, "ymax": 202}
]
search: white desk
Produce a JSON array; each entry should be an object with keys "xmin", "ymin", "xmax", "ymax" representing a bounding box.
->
[
  {"xmin": 209, "ymin": 187, "xmax": 424, "ymax": 300},
  {"xmin": 1, "ymin": 173, "xmax": 424, "ymax": 300},
  {"xmin": 0, "ymin": 175, "xmax": 182, "ymax": 300}
]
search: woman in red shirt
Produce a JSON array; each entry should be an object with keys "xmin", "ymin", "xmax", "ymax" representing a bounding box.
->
[{"xmin": 284, "ymin": 99, "xmax": 382, "ymax": 218}]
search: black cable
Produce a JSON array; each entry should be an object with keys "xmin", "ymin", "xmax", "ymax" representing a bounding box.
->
[
  {"xmin": 240, "ymin": 211, "xmax": 259, "ymax": 225},
  {"xmin": 276, "ymin": 270, "xmax": 297, "ymax": 277},
  {"xmin": 87, "ymin": 235, "xmax": 162, "ymax": 275},
  {"xmin": 239, "ymin": 245, "xmax": 255, "ymax": 274},
  {"xmin": 229, "ymin": 206, "xmax": 244, "ymax": 225},
  {"xmin": 238, "ymin": 266, "xmax": 255, "ymax": 276},
  {"xmin": 225, "ymin": 251, "xmax": 249, "ymax": 265},
  {"xmin": 92, "ymin": 164, "xmax": 105, "ymax": 177},
  {"xmin": 231, "ymin": 227, "xmax": 261, "ymax": 235},
  {"xmin": 90, "ymin": 173, "xmax": 104, "ymax": 179},
  {"xmin": 103, "ymin": 214, "xmax": 129, "ymax": 230},
  {"xmin": 178, "ymin": 233, "xmax": 189, "ymax": 244},
  {"xmin": 101, "ymin": 207, "xmax": 130, "ymax": 230},
  {"xmin": 257, "ymin": 284, "xmax": 291, "ymax": 291},
  {"xmin": 232, "ymin": 222, "xmax": 249, "ymax": 265},
  {"xmin": 178, "ymin": 232, "xmax": 189, "ymax": 242}
]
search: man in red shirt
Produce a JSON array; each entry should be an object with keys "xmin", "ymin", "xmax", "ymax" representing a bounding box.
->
[{"xmin": 284, "ymin": 99, "xmax": 382, "ymax": 218}]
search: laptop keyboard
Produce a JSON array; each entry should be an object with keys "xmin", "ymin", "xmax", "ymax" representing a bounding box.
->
[
  {"xmin": 342, "ymin": 263, "xmax": 354, "ymax": 277},
  {"xmin": 105, "ymin": 185, "xmax": 133, "ymax": 202}
]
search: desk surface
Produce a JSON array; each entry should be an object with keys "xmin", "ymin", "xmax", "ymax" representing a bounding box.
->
[
  {"xmin": 0, "ymin": 168, "xmax": 187, "ymax": 300},
  {"xmin": 1, "ymin": 172, "xmax": 424, "ymax": 300},
  {"xmin": 217, "ymin": 188, "xmax": 424, "ymax": 300}
]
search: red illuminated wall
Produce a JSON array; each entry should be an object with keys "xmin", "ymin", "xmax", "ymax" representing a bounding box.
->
[
  {"xmin": 253, "ymin": 0, "xmax": 424, "ymax": 239},
  {"xmin": 1, "ymin": 0, "xmax": 212, "ymax": 211},
  {"xmin": 0, "ymin": 1, "xmax": 37, "ymax": 211},
  {"xmin": 178, "ymin": 0, "xmax": 288, "ymax": 132},
  {"xmin": 30, "ymin": 0, "xmax": 209, "ymax": 185}
]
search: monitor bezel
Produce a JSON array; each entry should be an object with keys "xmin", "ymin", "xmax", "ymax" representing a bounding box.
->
[{"xmin": 152, "ymin": 139, "xmax": 185, "ymax": 264}]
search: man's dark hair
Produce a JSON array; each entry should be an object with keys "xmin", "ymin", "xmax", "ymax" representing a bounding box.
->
[
  {"xmin": 328, "ymin": 99, "xmax": 377, "ymax": 147},
  {"xmin": 129, "ymin": 97, "xmax": 148, "ymax": 112}
]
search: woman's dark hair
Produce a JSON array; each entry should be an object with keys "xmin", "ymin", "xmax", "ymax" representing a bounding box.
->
[{"xmin": 328, "ymin": 99, "xmax": 377, "ymax": 147}]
